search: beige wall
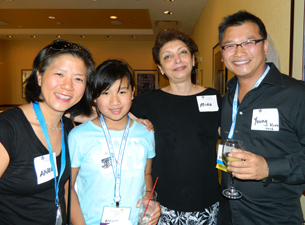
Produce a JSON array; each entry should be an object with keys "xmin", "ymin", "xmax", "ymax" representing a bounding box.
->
[
  {"xmin": 0, "ymin": 41, "xmax": 4, "ymax": 104},
  {"xmin": 191, "ymin": 0, "xmax": 291, "ymax": 88},
  {"xmin": 293, "ymin": 0, "xmax": 304, "ymax": 80},
  {"xmin": 0, "ymin": 40, "xmax": 155, "ymax": 105},
  {"xmin": 1, "ymin": 1, "xmax": 303, "ymax": 105},
  {"xmin": 295, "ymin": 0, "xmax": 305, "ymax": 216}
]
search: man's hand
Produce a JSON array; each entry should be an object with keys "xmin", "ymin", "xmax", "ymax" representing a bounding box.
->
[{"xmin": 227, "ymin": 149, "xmax": 269, "ymax": 180}]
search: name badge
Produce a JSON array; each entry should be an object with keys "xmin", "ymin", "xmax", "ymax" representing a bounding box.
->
[
  {"xmin": 215, "ymin": 144, "xmax": 229, "ymax": 173},
  {"xmin": 196, "ymin": 95, "xmax": 219, "ymax": 112},
  {"xmin": 34, "ymin": 153, "xmax": 58, "ymax": 185},
  {"xmin": 251, "ymin": 108, "xmax": 279, "ymax": 131},
  {"xmin": 101, "ymin": 205, "xmax": 131, "ymax": 225}
]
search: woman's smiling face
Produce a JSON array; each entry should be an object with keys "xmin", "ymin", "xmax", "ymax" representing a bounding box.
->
[
  {"xmin": 158, "ymin": 39, "xmax": 194, "ymax": 83},
  {"xmin": 38, "ymin": 54, "xmax": 87, "ymax": 113}
]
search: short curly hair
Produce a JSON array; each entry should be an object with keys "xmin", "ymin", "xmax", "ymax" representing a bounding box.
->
[{"xmin": 152, "ymin": 28, "xmax": 198, "ymax": 66}]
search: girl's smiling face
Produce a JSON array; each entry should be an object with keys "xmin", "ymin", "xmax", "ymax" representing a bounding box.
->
[{"xmin": 95, "ymin": 77, "xmax": 134, "ymax": 129}]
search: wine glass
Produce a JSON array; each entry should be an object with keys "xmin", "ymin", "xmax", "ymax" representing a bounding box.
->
[{"xmin": 222, "ymin": 139, "xmax": 243, "ymax": 199}]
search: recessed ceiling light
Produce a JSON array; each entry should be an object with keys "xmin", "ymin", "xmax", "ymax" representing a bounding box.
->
[
  {"xmin": 107, "ymin": 35, "xmax": 112, "ymax": 38},
  {"xmin": 110, "ymin": 16, "xmax": 117, "ymax": 20},
  {"xmin": 131, "ymin": 36, "xmax": 136, "ymax": 38},
  {"xmin": 7, "ymin": 35, "xmax": 12, "ymax": 38},
  {"xmin": 31, "ymin": 36, "xmax": 36, "ymax": 38},
  {"xmin": 0, "ymin": 21, "xmax": 9, "ymax": 26},
  {"xmin": 48, "ymin": 16, "xmax": 55, "ymax": 20},
  {"xmin": 164, "ymin": 11, "xmax": 173, "ymax": 15},
  {"xmin": 111, "ymin": 21, "xmax": 123, "ymax": 25},
  {"xmin": 80, "ymin": 35, "xmax": 86, "ymax": 38},
  {"xmin": 55, "ymin": 35, "xmax": 61, "ymax": 38}
]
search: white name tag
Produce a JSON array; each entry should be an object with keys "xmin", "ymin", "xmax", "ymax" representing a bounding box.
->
[
  {"xmin": 101, "ymin": 206, "xmax": 131, "ymax": 225},
  {"xmin": 215, "ymin": 144, "xmax": 229, "ymax": 173},
  {"xmin": 34, "ymin": 153, "xmax": 58, "ymax": 185},
  {"xmin": 217, "ymin": 144, "xmax": 224, "ymax": 165},
  {"xmin": 196, "ymin": 95, "xmax": 219, "ymax": 112},
  {"xmin": 251, "ymin": 108, "xmax": 279, "ymax": 131}
]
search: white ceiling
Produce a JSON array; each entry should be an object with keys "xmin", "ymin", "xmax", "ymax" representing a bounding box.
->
[{"xmin": 0, "ymin": 0, "xmax": 208, "ymax": 41}]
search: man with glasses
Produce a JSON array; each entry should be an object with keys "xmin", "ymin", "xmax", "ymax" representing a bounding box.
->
[{"xmin": 218, "ymin": 10, "xmax": 305, "ymax": 224}]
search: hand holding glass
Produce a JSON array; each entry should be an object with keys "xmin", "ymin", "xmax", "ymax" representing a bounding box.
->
[
  {"xmin": 138, "ymin": 190, "xmax": 157, "ymax": 225},
  {"xmin": 222, "ymin": 139, "xmax": 243, "ymax": 199}
]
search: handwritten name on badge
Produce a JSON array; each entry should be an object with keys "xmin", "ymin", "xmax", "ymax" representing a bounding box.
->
[
  {"xmin": 251, "ymin": 108, "xmax": 279, "ymax": 131},
  {"xmin": 34, "ymin": 153, "xmax": 58, "ymax": 185},
  {"xmin": 101, "ymin": 206, "xmax": 131, "ymax": 225},
  {"xmin": 196, "ymin": 95, "xmax": 219, "ymax": 112}
]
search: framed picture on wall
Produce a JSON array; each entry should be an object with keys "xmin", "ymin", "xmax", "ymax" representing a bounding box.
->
[
  {"xmin": 134, "ymin": 70, "xmax": 159, "ymax": 96},
  {"xmin": 212, "ymin": 44, "xmax": 227, "ymax": 96},
  {"xmin": 22, "ymin": 69, "xmax": 32, "ymax": 99}
]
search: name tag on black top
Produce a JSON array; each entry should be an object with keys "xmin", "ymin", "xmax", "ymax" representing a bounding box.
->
[
  {"xmin": 251, "ymin": 108, "xmax": 279, "ymax": 131},
  {"xmin": 196, "ymin": 95, "xmax": 219, "ymax": 112},
  {"xmin": 34, "ymin": 153, "xmax": 58, "ymax": 185}
]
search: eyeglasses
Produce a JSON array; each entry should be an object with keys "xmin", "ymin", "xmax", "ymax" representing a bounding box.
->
[
  {"xmin": 44, "ymin": 40, "xmax": 92, "ymax": 59},
  {"xmin": 221, "ymin": 39, "xmax": 266, "ymax": 52}
]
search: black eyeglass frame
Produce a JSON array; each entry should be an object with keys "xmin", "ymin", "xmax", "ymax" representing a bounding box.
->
[
  {"xmin": 221, "ymin": 38, "xmax": 266, "ymax": 51},
  {"xmin": 44, "ymin": 40, "xmax": 92, "ymax": 59}
]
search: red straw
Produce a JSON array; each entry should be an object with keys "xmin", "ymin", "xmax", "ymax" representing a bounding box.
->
[{"xmin": 143, "ymin": 177, "xmax": 159, "ymax": 218}]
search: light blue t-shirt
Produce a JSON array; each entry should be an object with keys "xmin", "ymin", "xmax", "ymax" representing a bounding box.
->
[{"xmin": 68, "ymin": 120, "xmax": 155, "ymax": 225}]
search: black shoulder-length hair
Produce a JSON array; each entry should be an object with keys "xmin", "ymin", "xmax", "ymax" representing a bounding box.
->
[
  {"xmin": 90, "ymin": 59, "xmax": 135, "ymax": 116},
  {"xmin": 218, "ymin": 10, "xmax": 267, "ymax": 46},
  {"xmin": 25, "ymin": 42, "xmax": 96, "ymax": 118}
]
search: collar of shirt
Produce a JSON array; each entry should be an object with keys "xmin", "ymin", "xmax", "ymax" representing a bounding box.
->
[{"xmin": 226, "ymin": 63, "xmax": 285, "ymax": 95}]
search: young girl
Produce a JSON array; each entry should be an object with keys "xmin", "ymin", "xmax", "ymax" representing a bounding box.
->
[{"xmin": 68, "ymin": 59, "xmax": 160, "ymax": 225}]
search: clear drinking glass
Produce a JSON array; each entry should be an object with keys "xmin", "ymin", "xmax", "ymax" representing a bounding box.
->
[
  {"xmin": 222, "ymin": 139, "xmax": 243, "ymax": 199},
  {"xmin": 138, "ymin": 190, "xmax": 157, "ymax": 225}
]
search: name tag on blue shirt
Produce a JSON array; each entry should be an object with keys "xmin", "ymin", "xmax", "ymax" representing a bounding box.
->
[
  {"xmin": 101, "ymin": 206, "xmax": 131, "ymax": 225},
  {"xmin": 251, "ymin": 108, "xmax": 279, "ymax": 131}
]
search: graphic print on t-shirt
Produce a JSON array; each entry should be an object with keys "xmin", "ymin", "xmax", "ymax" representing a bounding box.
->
[{"xmin": 91, "ymin": 137, "xmax": 146, "ymax": 181}]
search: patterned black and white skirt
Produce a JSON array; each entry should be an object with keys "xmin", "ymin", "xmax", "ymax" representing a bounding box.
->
[{"xmin": 157, "ymin": 202, "xmax": 219, "ymax": 225}]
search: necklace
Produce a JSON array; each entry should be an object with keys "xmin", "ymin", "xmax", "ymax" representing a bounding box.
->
[
  {"xmin": 46, "ymin": 125, "xmax": 62, "ymax": 130},
  {"xmin": 31, "ymin": 102, "xmax": 62, "ymax": 130}
]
